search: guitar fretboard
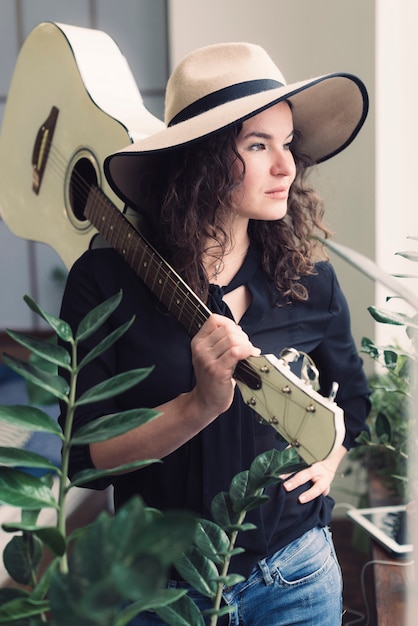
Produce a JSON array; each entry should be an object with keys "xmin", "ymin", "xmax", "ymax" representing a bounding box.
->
[
  {"xmin": 85, "ymin": 186, "xmax": 211, "ymax": 336},
  {"xmin": 84, "ymin": 186, "xmax": 261, "ymax": 390}
]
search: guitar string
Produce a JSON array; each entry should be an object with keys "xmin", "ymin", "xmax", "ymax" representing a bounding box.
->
[
  {"xmin": 41, "ymin": 144, "xmax": 224, "ymax": 334},
  {"xmin": 84, "ymin": 187, "xmax": 263, "ymax": 384},
  {"xmin": 40, "ymin": 145, "xmax": 253, "ymax": 379}
]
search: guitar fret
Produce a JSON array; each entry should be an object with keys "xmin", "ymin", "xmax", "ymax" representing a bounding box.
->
[
  {"xmin": 84, "ymin": 186, "xmax": 212, "ymax": 338},
  {"xmin": 190, "ymin": 304, "xmax": 207, "ymax": 334}
]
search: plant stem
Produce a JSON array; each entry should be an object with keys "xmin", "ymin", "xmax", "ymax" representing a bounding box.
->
[
  {"xmin": 209, "ymin": 511, "xmax": 246, "ymax": 626},
  {"xmin": 56, "ymin": 338, "xmax": 78, "ymax": 574}
]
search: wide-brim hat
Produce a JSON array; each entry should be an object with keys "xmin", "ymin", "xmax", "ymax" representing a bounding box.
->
[{"xmin": 104, "ymin": 42, "xmax": 369, "ymax": 211}]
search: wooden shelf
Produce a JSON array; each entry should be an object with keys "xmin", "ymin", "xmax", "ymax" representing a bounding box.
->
[{"xmin": 368, "ymin": 474, "xmax": 412, "ymax": 626}]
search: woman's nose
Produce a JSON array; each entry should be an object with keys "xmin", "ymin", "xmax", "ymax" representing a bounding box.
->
[{"xmin": 271, "ymin": 150, "xmax": 295, "ymax": 177}]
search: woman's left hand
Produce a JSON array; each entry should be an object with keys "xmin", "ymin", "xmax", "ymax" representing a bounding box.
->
[{"xmin": 282, "ymin": 445, "xmax": 347, "ymax": 503}]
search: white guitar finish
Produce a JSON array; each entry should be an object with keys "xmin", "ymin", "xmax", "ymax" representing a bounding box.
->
[
  {"xmin": 0, "ymin": 21, "xmax": 164, "ymax": 269},
  {"xmin": 236, "ymin": 354, "xmax": 345, "ymax": 466}
]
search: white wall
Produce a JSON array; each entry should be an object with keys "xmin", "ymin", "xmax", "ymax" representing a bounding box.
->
[
  {"xmin": 375, "ymin": 0, "xmax": 418, "ymax": 344},
  {"xmin": 376, "ymin": 1, "xmax": 418, "ymax": 620}
]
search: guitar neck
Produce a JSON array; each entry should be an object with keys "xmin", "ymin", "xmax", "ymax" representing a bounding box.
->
[
  {"xmin": 84, "ymin": 186, "xmax": 211, "ymax": 336},
  {"xmin": 84, "ymin": 186, "xmax": 260, "ymax": 390}
]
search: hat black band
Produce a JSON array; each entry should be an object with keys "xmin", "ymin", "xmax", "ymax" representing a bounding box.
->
[{"xmin": 168, "ymin": 78, "xmax": 284, "ymax": 127}]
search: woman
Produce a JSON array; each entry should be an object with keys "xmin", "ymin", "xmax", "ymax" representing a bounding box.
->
[{"xmin": 59, "ymin": 43, "xmax": 370, "ymax": 625}]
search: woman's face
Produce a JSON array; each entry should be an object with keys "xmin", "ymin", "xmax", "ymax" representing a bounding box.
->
[{"xmin": 231, "ymin": 101, "xmax": 296, "ymax": 222}]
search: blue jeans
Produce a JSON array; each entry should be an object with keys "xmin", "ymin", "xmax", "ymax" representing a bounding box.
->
[{"xmin": 127, "ymin": 526, "xmax": 343, "ymax": 625}]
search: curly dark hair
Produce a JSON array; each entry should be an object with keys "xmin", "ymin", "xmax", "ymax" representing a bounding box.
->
[{"xmin": 139, "ymin": 120, "xmax": 331, "ymax": 303}]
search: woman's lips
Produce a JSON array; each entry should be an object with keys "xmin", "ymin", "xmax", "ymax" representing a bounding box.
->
[{"xmin": 266, "ymin": 187, "xmax": 289, "ymax": 199}]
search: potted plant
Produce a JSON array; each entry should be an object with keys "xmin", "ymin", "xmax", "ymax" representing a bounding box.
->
[{"xmin": 323, "ymin": 237, "xmax": 418, "ymax": 502}]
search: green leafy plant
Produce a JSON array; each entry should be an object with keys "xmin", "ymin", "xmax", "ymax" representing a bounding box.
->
[
  {"xmin": 352, "ymin": 337, "xmax": 412, "ymax": 500},
  {"xmin": 0, "ymin": 292, "xmax": 303, "ymax": 625},
  {"xmin": 322, "ymin": 237, "xmax": 418, "ymax": 502}
]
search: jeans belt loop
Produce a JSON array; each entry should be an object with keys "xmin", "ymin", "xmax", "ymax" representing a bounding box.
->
[{"xmin": 258, "ymin": 557, "xmax": 274, "ymax": 586}]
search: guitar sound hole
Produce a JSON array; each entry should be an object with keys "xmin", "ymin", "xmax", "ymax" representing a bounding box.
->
[{"xmin": 69, "ymin": 157, "xmax": 98, "ymax": 222}]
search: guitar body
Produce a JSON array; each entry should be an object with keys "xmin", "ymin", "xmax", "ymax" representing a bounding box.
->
[{"xmin": 0, "ymin": 21, "xmax": 164, "ymax": 269}]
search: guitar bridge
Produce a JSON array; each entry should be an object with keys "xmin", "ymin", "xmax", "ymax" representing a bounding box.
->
[{"xmin": 32, "ymin": 106, "xmax": 59, "ymax": 195}]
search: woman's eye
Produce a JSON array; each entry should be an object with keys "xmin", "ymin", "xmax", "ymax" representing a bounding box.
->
[{"xmin": 249, "ymin": 143, "xmax": 266, "ymax": 151}]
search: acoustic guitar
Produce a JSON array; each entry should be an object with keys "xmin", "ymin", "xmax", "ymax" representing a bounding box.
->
[
  {"xmin": 0, "ymin": 22, "xmax": 345, "ymax": 465},
  {"xmin": 0, "ymin": 21, "xmax": 164, "ymax": 269}
]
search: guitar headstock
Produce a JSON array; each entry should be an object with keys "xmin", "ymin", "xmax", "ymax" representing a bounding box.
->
[{"xmin": 236, "ymin": 352, "xmax": 345, "ymax": 465}]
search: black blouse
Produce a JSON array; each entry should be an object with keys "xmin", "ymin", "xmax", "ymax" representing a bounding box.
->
[{"xmin": 59, "ymin": 246, "xmax": 370, "ymax": 577}]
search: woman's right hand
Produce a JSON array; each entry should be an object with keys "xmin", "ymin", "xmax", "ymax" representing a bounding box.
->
[
  {"xmin": 190, "ymin": 313, "xmax": 261, "ymax": 421},
  {"xmin": 90, "ymin": 314, "xmax": 259, "ymax": 469}
]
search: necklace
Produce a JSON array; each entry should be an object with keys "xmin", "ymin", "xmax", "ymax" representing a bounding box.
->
[{"xmin": 210, "ymin": 247, "xmax": 249, "ymax": 280}]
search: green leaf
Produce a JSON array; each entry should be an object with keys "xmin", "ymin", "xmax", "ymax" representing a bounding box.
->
[
  {"xmin": 69, "ymin": 459, "xmax": 160, "ymax": 488},
  {"xmin": 0, "ymin": 405, "xmax": 63, "ymax": 437},
  {"xmin": 75, "ymin": 367, "xmax": 153, "ymax": 406},
  {"xmin": 317, "ymin": 238, "xmax": 418, "ymax": 309},
  {"xmin": 194, "ymin": 519, "xmax": 230, "ymax": 564},
  {"xmin": 202, "ymin": 604, "xmax": 234, "ymax": 619},
  {"xmin": 224, "ymin": 522, "xmax": 257, "ymax": 533},
  {"xmin": 78, "ymin": 317, "xmax": 135, "ymax": 371},
  {"xmin": 395, "ymin": 250, "xmax": 418, "ymax": 263},
  {"xmin": 23, "ymin": 295, "xmax": 73, "ymax": 342},
  {"xmin": 361, "ymin": 337, "xmax": 380, "ymax": 360},
  {"xmin": 6, "ymin": 329, "xmax": 70, "ymax": 369},
  {"xmin": 210, "ymin": 491, "xmax": 237, "ymax": 528},
  {"xmin": 0, "ymin": 587, "xmax": 28, "ymax": 607},
  {"xmin": 367, "ymin": 306, "xmax": 418, "ymax": 328},
  {"xmin": 229, "ymin": 469, "xmax": 251, "ymax": 502},
  {"xmin": 31, "ymin": 558, "xmax": 60, "ymax": 601},
  {"xmin": 234, "ymin": 493, "xmax": 270, "ymax": 514},
  {"xmin": 375, "ymin": 412, "xmax": 392, "ymax": 442},
  {"xmin": 112, "ymin": 556, "xmax": 166, "ymax": 601},
  {"xmin": 2, "ymin": 533, "xmax": 44, "ymax": 585},
  {"xmin": 2, "ymin": 524, "xmax": 66, "ymax": 557},
  {"xmin": 70, "ymin": 407, "xmax": 159, "ymax": 445},
  {"xmin": 174, "ymin": 547, "xmax": 218, "ymax": 598},
  {"xmin": 229, "ymin": 470, "xmax": 271, "ymax": 514},
  {"xmin": 355, "ymin": 430, "xmax": 371, "ymax": 445},
  {"xmin": 393, "ymin": 353, "xmax": 411, "ymax": 378},
  {"xmin": 155, "ymin": 593, "xmax": 206, "ymax": 626},
  {"xmin": 2, "ymin": 354, "xmax": 69, "ymax": 402},
  {"xmin": 0, "ymin": 467, "xmax": 58, "ymax": 509},
  {"xmin": 48, "ymin": 568, "xmax": 115, "ymax": 626},
  {"xmin": 116, "ymin": 589, "xmax": 188, "ymax": 626},
  {"xmin": 383, "ymin": 349, "xmax": 399, "ymax": 370},
  {"xmin": 0, "ymin": 596, "xmax": 50, "ymax": 622},
  {"xmin": 213, "ymin": 573, "xmax": 245, "ymax": 587},
  {"xmin": 76, "ymin": 290, "xmax": 123, "ymax": 341},
  {"xmin": 0, "ymin": 447, "xmax": 59, "ymax": 473},
  {"xmin": 134, "ymin": 511, "xmax": 198, "ymax": 565},
  {"xmin": 48, "ymin": 499, "xmax": 197, "ymax": 624},
  {"xmin": 248, "ymin": 448, "xmax": 304, "ymax": 491}
]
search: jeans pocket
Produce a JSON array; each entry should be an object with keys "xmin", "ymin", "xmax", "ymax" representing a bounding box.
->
[{"xmin": 271, "ymin": 527, "xmax": 340, "ymax": 588}]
